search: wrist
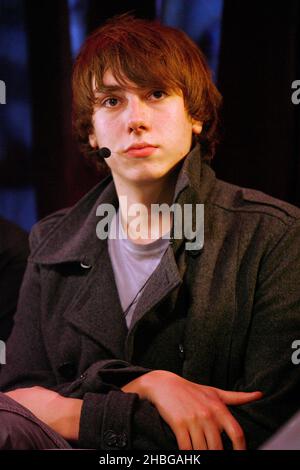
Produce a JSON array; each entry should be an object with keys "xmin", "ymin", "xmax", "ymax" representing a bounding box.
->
[
  {"xmin": 136, "ymin": 370, "xmax": 172, "ymax": 401},
  {"xmin": 56, "ymin": 396, "xmax": 83, "ymax": 441},
  {"xmin": 121, "ymin": 370, "xmax": 161, "ymax": 399},
  {"xmin": 121, "ymin": 370, "xmax": 175, "ymax": 401}
]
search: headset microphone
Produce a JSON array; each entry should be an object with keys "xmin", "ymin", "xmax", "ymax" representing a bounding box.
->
[
  {"xmin": 97, "ymin": 147, "xmax": 111, "ymax": 159},
  {"xmin": 89, "ymin": 147, "xmax": 112, "ymax": 159}
]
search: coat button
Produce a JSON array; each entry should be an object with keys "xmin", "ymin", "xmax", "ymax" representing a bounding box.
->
[
  {"xmin": 80, "ymin": 372, "xmax": 86, "ymax": 379},
  {"xmin": 58, "ymin": 362, "xmax": 77, "ymax": 380},
  {"xmin": 80, "ymin": 261, "xmax": 91, "ymax": 269},
  {"xmin": 103, "ymin": 430, "xmax": 128, "ymax": 448},
  {"xmin": 178, "ymin": 343, "xmax": 185, "ymax": 359},
  {"xmin": 116, "ymin": 433, "xmax": 128, "ymax": 448}
]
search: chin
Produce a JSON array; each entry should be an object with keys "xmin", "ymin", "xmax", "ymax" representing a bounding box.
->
[{"xmin": 127, "ymin": 167, "xmax": 168, "ymax": 183}]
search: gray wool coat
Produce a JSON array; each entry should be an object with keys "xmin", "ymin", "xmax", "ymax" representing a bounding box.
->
[{"xmin": 0, "ymin": 145, "xmax": 300, "ymax": 450}]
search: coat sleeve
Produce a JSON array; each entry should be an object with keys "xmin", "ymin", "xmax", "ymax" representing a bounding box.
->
[
  {"xmin": 50, "ymin": 359, "xmax": 176, "ymax": 449},
  {"xmin": 0, "ymin": 256, "xmax": 56, "ymax": 390},
  {"xmin": 0, "ymin": 220, "xmax": 177, "ymax": 450},
  {"xmin": 226, "ymin": 218, "xmax": 300, "ymax": 449}
]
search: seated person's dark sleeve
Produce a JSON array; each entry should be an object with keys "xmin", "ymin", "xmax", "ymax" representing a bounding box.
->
[{"xmin": 0, "ymin": 217, "xmax": 29, "ymax": 341}]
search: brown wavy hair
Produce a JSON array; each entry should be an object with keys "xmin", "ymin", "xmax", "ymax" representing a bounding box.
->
[{"xmin": 72, "ymin": 13, "xmax": 222, "ymax": 169}]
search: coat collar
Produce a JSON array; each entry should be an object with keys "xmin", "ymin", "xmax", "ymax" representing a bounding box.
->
[{"xmin": 31, "ymin": 143, "xmax": 216, "ymax": 266}]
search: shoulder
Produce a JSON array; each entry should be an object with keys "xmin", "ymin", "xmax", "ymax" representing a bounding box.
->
[
  {"xmin": 206, "ymin": 177, "xmax": 300, "ymax": 257},
  {"xmin": 211, "ymin": 178, "xmax": 300, "ymax": 225},
  {"xmin": 29, "ymin": 173, "xmax": 114, "ymax": 256},
  {"xmin": 29, "ymin": 208, "xmax": 71, "ymax": 252}
]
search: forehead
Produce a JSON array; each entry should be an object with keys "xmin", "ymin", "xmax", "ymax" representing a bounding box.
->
[
  {"xmin": 103, "ymin": 69, "xmax": 134, "ymax": 87},
  {"xmin": 93, "ymin": 69, "xmax": 145, "ymax": 95},
  {"xmin": 92, "ymin": 69, "xmax": 185, "ymax": 100}
]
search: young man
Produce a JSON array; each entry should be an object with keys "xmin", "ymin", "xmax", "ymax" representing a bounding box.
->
[{"xmin": 0, "ymin": 15, "xmax": 299, "ymax": 450}]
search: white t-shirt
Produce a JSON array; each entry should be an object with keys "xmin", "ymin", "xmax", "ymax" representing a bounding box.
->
[{"xmin": 108, "ymin": 211, "xmax": 170, "ymax": 328}]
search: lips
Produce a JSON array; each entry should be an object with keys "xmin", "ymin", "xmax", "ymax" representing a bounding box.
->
[{"xmin": 125, "ymin": 143, "xmax": 158, "ymax": 158}]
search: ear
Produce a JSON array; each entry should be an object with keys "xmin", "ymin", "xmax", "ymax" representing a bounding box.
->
[
  {"xmin": 89, "ymin": 133, "xmax": 97, "ymax": 149},
  {"xmin": 192, "ymin": 119, "xmax": 202, "ymax": 135}
]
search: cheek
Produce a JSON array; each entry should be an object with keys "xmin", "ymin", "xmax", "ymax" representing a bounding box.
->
[
  {"xmin": 164, "ymin": 105, "xmax": 192, "ymax": 132},
  {"xmin": 99, "ymin": 118, "xmax": 122, "ymax": 139},
  {"xmin": 93, "ymin": 112, "xmax": 114, "ymax": 134}
]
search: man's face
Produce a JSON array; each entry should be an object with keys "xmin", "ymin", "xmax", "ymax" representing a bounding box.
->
[{"xmin": 89, "ymin": 69, "xmax": 202, "ymax": 185}]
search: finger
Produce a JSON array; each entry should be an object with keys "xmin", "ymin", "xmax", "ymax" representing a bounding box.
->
[
  {"xmin": 215, "ymin": 389, "xmax": 263, "ymax": 405},
  {"xmin": 175, "ymin": 428, "xmax": 193, "ymax": 450},
  {"xmin": 189, "ymin": 425, "xmax": 208, "ymax": 450},
  {"xmin": 220, "ymin": 410, "xmax": 246, "ymax": 450},
  {"xmin": 202, "ymin": 423, "xmax": 223, "ymax": 450}
]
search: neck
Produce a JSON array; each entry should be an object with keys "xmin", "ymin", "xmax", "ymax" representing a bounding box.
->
[{"xmin": 113, "ymin": 167, "xmax": 181, "ymax": 244}]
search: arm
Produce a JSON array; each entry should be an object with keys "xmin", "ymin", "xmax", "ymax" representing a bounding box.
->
[
  {"xmin": 0, "ymin": 221, "xmax": 164, "ymax": 449},
  {"xmin": 225, "ymin": 218, "xmax": 300, "ymax": 448},
  {"xmin": 122, "ymin": 218, "xmax": 300, "ymax": 449},
  {"xmin": 4, "ymin": 374, "xmax": 261, "ymax": 448},
  {"xmin": 5, "ymin": 386, "xmax": 83, "ymax": 442},
  {"xmin": 0, "ymin": 218, "xmax": 178, "ymax": 449},
  {"xmin": 0, "ymin": 216, "xmax": 179, "ymax": 449},
  {"xmin": 3, "ymin": 386, "xmax": 174, "ymax": 448},
  {"xmin": 122, "ymin": 370, "xmax": 262, "ymax": 450},
  {"xmin": 0, "ymin": 259, "xmax": 57, "ymax": 391}
]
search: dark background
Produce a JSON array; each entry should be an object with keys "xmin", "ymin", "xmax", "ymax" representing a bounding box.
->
[{"xmin": 0, "ymin": 0, "xmax": 299, "ymax": 230}]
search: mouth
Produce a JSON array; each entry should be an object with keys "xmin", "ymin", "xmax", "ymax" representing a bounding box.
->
[{"xmin": 124, "ymin": 143, "xmax": 158, "ymax": 158}]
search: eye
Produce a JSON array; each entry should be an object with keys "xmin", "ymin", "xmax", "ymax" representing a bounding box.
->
[
  {"xmin": 102, "ymin": 97, "xmax": 120, "ymax": 108},
  {"xmin": 150, "ymin": 90, "xmax": 167, "ymax": 100}
]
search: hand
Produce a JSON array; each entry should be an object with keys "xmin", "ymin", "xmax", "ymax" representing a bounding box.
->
[
  {"xmin": 5, "ymin": 386, "xmax": 82, "ymax": 441},
  {"xmin": 122, "ymin": 370, "xmax": 262, "ymax": 450}
]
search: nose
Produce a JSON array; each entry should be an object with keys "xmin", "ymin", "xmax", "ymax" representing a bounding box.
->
[{"xmin": 126, "ymin": 96, "xmax": 151, "ymax": 134}]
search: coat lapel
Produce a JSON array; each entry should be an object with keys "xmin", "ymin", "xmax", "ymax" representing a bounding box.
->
[
  {"xmin": 31, "ymin": 176, "xmax": 129, "ymax": 358},
  {"xmin": 129, "ymin": 245, "xmax": 183, "ymax": 330},
  {"xmin": 63, "ymin": 242, "xmax": 128, "ymax": 359}
]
